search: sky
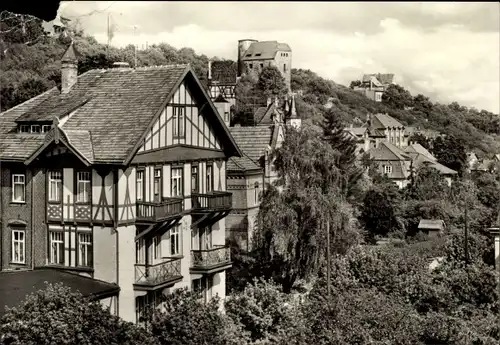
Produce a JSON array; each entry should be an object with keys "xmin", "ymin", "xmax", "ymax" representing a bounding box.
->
[{"xmin": 56, "ymin": 1, "xmax": 500, "ymax": 113}]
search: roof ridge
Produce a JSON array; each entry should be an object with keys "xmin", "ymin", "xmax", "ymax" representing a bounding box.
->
[{"xmin": 0, "ymin": 86, "xmax": 57, "ymax": 115}]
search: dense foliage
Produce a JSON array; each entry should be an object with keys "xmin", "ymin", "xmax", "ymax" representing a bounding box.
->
[{"xmin": 0, "ymin": 283, "xmax": 158, "ymax": 345}]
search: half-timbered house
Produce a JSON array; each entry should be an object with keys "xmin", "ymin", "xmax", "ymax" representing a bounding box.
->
[{"xmin": 0, "ymin": 43, "xmax": 242, "ymax": 322}]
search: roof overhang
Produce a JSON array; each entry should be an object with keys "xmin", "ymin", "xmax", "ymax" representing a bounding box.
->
[{"xmin": 24, "ymin": 127, "xmax": 91, "ymax": 167}]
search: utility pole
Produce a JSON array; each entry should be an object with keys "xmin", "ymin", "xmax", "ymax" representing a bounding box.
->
[
  {"xmin": 465, "ymin": 203, "xmax": 469, "ymax": 265},
  {"xmin": 107, "ymin": 13, "xmax": 110, "ymax": 47},
  {"xmin": 326, "ymin": 219, "xmax": 331, "ymax": 299}
]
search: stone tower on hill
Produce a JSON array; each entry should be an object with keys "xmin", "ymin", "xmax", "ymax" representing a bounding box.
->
[{"xmin": 237, "ymin": 39, "xmax": 292, "ymax": 93}]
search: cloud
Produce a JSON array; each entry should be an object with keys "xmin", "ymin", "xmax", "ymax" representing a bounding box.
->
[{"xmin": 57, "ymin": 1, "xmax": 500, "ymax": 113}]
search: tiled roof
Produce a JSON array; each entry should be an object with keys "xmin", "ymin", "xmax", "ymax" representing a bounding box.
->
[
  {"xmin": 346, "ymin": 127, "xmax": 367, "ymax": 136},
  {"xmin": 1, "ymin": 64, "xmax": 242, "ymax": 163},
  {"xmin": 405, "ymin": 143, "xmax": 436, "ymax": 161},
  {"xmin": 0, "ymin": 268, "xmax": 119, "ymax": 317},
  {"xmin": 227, "ymin": 155, "xmax": 261, "ymax": 172},
  {"xmin": 362, "ymin": 73, "xmax": 394, "ymax": 85},
  {"xmin": 411, "ymin": 153, "xmax": 457, "ymax": 175},
  {"xmin": 210, "ymin": 60, "xmax": 237, "ymax": 84},
  {"xmin": 65, "ymin": 130, "xmax": 94, "ymax": 163},
  {"xmin": 369, "ymin": 141, "xmax": 409, "ymax": 161},
  {"xmin": 229, "ymin": 126, "xmax": 273, "ymax": 162},
  {"xmin": 253, "ymin": 107, "xmax": 269, "ymax": 124},
  {"xmin": 494, "ymin": 154, "xmax": 500, "ymax": 161},
  {"xmin": 418, "ymin": 219, "xmax": 445, "ymax": 230},
  {"xmin": 371, "ymin": 113, "xmax": 404, "ymax": 129},
  {"xmin": 241, "ymin": 41, "xmax": 291, "ymax": 61}
]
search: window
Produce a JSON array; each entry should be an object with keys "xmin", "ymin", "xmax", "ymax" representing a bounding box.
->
[
  {"xmin": 42, "ymin": 125, "xmax": 51, "ymax": 133},
  {"xmin": 48, "ymin": 171, "xmax": 62, "ymax": 202},
  {"xmin": 20, "ymin": 125, "xmax": 30, "ymax": 133},
  {"xmin": 283, "ymin": 64, "xmax": 287, "ymax": 72},
  {"xmin": 383, "ymin": 165, "xmax": 393, "ymax": 174},
  {"xmin": 77, "ymin": 232, "xmax": 92, "ymax": 267},
  {"xmin": 249, "ymin": 63, "xmax": 253, "ymax": 69},
  {"xmin": 255, "ymin": 53, "xmax": 261, "ymax": 57},
  {"xmin": 224, "ymin": 111, "xmax": 230, "ymax": 123},
  {"xmin": 171, "ymin": 168, "xmax": 183, "ymax": 197},
  {"xmin": 260, "ymin": 63, "xmax": 264, "ymax": 69},
  {"xmin": 206, "ymin": 165, "xmax": 213, "ymax": 192},
  {"xmin": 191, "ymin": 166, "xmax": 198, "ymax": 193},
  {"xmin": 173, "ymin": 106, "xmax": 185, "ymax": 138},
  {"xmin": 170, "ymin": 225, "xmax": 180, "ymax": 256},
  {"xmin": 12, "ymin": 174, "xmax": 25, "ymax": 203},
  {"xmin": 76, "ymin": 171, "xmax": 91, "ymax": 203},
  {"xmin": 153, "ymin": 169, "xmax": 162, "ymax": 202},
  {"xmin": 153, "ymin": 235, "xmax": 161, "ymax": 260},
  {"xmin": 49, "ymin": 231, "xmax": 64, "ymax": 265},
  {"xmin": 136, "ymin": 170, "xmax": 144, "ymax": 201},
  {"xmin": 31, "ymin": 125, "xmax": 41, "ymax": 133},
  {"xmin": 11, "ymin": 230, "xmax": 25, "ymax": 264},
  {"xmin": 136, "ymin": 238, "xmax": 145, "ymax": 264}
]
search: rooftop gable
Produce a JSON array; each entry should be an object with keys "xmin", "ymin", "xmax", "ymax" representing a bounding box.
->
[
  {"xmin": 371, "ymin": 113, "xmax": 404, "ymax": 129},
  {"xmin": 1, "ymin": 64, "xmax": 242, "ymax": 164},
  {"xmin": 241, "ymin": 41, "xmax": 291, "ymax": 61}
]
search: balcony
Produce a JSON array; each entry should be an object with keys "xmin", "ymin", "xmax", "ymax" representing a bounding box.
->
[
  {"xmin": 191, "ymin": 192, "xmax": 232, "ymax": 213},
  {"xmin": 134, "ymin": 257, "xmax": 183, "ymax": 291},
  {"xmin": 190, "ymin": 245, "xmax": 232, "ymax": 274},
  {"xmin": 136, "ymin": 197, "xmax": 184, "ymax": 223}
]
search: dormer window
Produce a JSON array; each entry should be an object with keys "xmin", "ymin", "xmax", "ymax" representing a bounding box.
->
[
  {"xmin": 255, "ymin": 53, "xmax": 261, "ymax": 57},
  {"xmin": 18, "ymin": 122, "xmax": 53, "ymax": 134}
]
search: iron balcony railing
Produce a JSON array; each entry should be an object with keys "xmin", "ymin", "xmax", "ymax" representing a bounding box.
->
[
  {"xmin": 134, "ymin": 257, "xmax": 182, "ymax": 286},
  {"xmin": 191, "ymin": 191, "xmax": 232, "ymax": 211},
  {"xmin": 191, "ymin": 245, "xmax": 231, "ymax": 269},
  {"xmin": 136, "ymin": 197, "xmax": 184, "ymax": 222}
]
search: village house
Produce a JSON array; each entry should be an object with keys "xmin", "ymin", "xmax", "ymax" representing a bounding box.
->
[
  {"xmin": 0, "ymin": 43, "xmax": 242, "ymax": 323},
  {"xmin": 345, "ymin": 113, "xmax": 457, "ymax": 188},
  {"xmin": 352, "ymin": 73, "xmax": 396, "ymax": 102}
]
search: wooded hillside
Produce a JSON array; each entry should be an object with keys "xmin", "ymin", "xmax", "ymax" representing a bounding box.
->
[{"xmin": 1, "ymin": 13, "xmax": 499, "ymax": 155}]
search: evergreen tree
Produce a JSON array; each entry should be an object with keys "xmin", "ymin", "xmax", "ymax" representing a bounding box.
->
[{"xmin": 321, "ymin": 108, "xmax": 363, "ymax": 197}]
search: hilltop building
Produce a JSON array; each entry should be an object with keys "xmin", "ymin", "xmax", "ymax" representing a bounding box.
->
[
  {"xmin": 0, "ymin": 44, "xmax": 242, "ymax": 322},
  {"xmin": 237, "ymin": 39, "xmax": 292, "ymax": 93},
  {"xmin": 353, "ymin": 73, "xmax": 396, "ymax": 102}
]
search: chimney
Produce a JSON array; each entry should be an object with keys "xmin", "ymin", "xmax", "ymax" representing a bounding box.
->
[
  {"xmin": 61, "ymin": 42, "xmax": 78, "ymax": 94},
  {"xmin": 208, "ymin": 60, "xmax": 212, "ymax": 80}
]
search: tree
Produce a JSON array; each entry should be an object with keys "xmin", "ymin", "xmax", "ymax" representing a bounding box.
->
[
  {"xmin": 0, "ymin": 282, "xmax": 157, "ymax": 345},
  {"xmin": 361, "ymin": 181, "xmax": 403, "ymax": 238},
  {"xmin": 432, "ymin": 135, "xmax": 468, "ymax": 176},
  {"xmin": 225, "ymin": 279, "xmax": 301, "ymax": 343},
  {"xmin": 321, "ymin": 107, "xmax": 364, "ymax": 200},
  {"xmin": 408, "ymin": 132, "xmax": 431, "ymax": 150},
  {"xmin": 349, "ymin": 80, "xmax": 361, "ymax": 89},
  {"xmin": 404, "ymin": 165, "xmax": 449, "ymax": 201},
  {"xmin": 256, "ymin": 65, "xmax": 287, "ymax": 99},
  {"xmin": 149, "ymin": 288, "xmax": 243, "ymax": 345},
  {"xmin": 253, "ymin": 126, "xmax": 347, "ymax": 292},
  {"xmin": 381, "ymin": 84, "xmax": 414, "ymax": 110}
]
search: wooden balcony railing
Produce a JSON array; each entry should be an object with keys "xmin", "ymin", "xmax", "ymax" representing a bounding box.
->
[
  {"xmin": 191, "ymin": 245, "xmax": 231, "ymax": 269},
  {"xmin": 136, "ymin": 197, "xmax": 183, "ymax": 222},
  {"xmin": 191, "ymin": 192, "xmax": 232, "ymax": 212},
  {"xmin": 134, "ymin": 257, "xmax": 182, "ymax": 287}
]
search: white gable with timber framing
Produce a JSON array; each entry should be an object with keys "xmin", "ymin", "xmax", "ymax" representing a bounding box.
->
[{"xmin": 138, "ymin": 80, "xmax": 222, "ymax": 153}]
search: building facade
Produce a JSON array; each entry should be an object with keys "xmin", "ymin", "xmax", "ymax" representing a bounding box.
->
[
  {"xmin": 237, "ymin": 39, "xmax": 292, "ymax": 93},
  {"xmin": 0, "ymin": 44, "xmax": 242, "ymax": 323},
  {"xmin": 353, "ymin": 73, "xmax": 395, "ymax": 102}
]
